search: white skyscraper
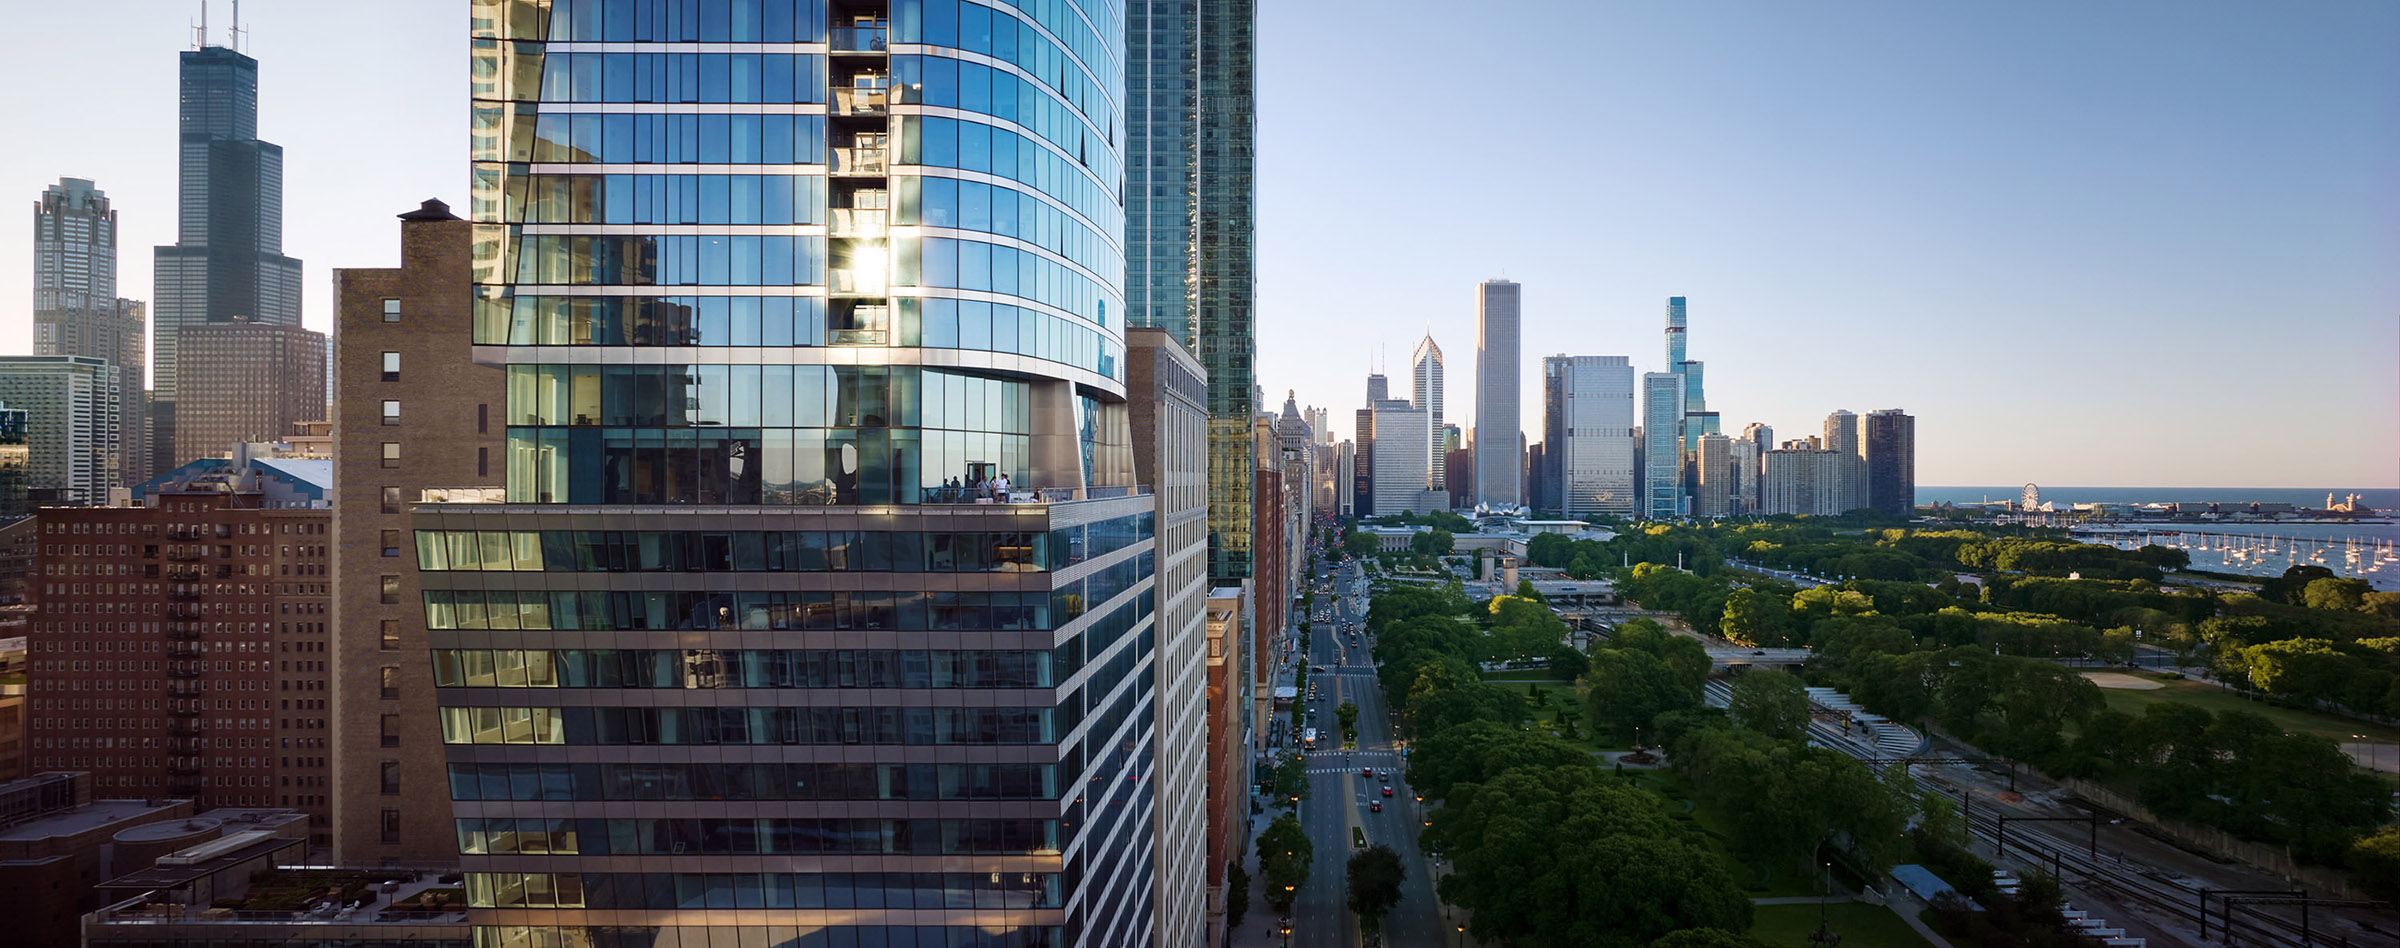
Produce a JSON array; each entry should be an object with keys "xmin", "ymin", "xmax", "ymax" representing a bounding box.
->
[
  {"xmin": 1372, "ymin": 401, "xmax": 1432, "ymax": 515},
  {"xmin": 1413, "ymin": 333, "xmax": 1445, "ymax": 491},
  {"xmin": 1474, "ymin": 279, "xmax": 1522, "ymax": 508},
  {"xmin": 1545, "ymin": 355, "xmax": 1636, "ymax": 518},
  {"xmin": 1824, "ymin": 409, "xmax": 1866, "ymax": 513},
  {"xmin": 1641, "ymin": 372, "xmax": 1685, "ymax": 518}
]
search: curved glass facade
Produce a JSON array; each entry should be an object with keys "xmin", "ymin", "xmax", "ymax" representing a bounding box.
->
[{"xmin": 449, "ymin": 2, "xmax": 1153, "ymax": 946}]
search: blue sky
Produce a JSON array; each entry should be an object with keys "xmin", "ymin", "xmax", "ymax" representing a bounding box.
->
[{"xmin": 0, "ymin": 1, "xmax": 2391, "ymax": 487}]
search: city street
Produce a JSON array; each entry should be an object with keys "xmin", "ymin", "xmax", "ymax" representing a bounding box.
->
[{"xmin": 1281, "ymin": 558, "xmax": 1454, "ymax": 948}]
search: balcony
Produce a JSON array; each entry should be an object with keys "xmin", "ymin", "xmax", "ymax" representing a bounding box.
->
[
  {"xmin": 829, "ymin": 207, "xmax": 888, "ymax": 238},
  {"xmin": 166, "ymin": 762, "xmax": 202, "ymax": 776},
  {"xmin": 832, "ymin": 85, "xmax": 889, "ymax": 116},
  {"xmin": 831, "ymin": 147, "xmax": 887, "ymax": 176},
  {"xmin": 167, "ymin": 643, "xmax": 203, "ymax": 659},
  {"xmin": 167, "ymin": 682, "xmax": 205, "ymax": 699},
  {"xmin": 165, "ymin": 548, "xmax": 204, "ymax": 562},
  {"xmin": 168, "ymin": 588, "xmax": 204, "ymax": 601},
  {"xmin": 168, "ymin": 739, "xmax": 203, "ymax": 756},
  {"xmin": 167, "ymin": 624, "xmax": 204, "ymax": 640},
  {"xmin": 830, "ymin": 25, "xmax": 887, "ymax": 52},
  {"xmin": 166, "ymin": 720, "xmax": 202, "ymax": 737},
  {"xmin": 168, "ymin": 703, "xmax": 203, "ymax": 717},
  {"xmin": 168, "ymin": 664, "xmax": 202, "ymax": 679},
  {"xmin": 167, "ymin": 604, "xmax": 203, "ymax": 619}
]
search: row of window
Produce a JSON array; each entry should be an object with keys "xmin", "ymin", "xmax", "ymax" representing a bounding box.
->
[
  {"xmin": 889, "ymin": 53, "xmax": 1119, "ymax": 196},
  {"xmin": 438, "ymin": 704, "xmax": 1063, "ymax": 746},
  {"xmin": 419, "ymin": 528, "xmax": 1056, "ymax": 574},
  {"xmin": 516, "ymin": 172, "xmax": 830, "ymax": 225},
  {"xmin": 477, "ymin": 292, "xmax": 1119, "ymax": 382},
  {"xmin": 433, "ymin": 647, "xmax": 1061, "ymax": 690},
  {"xmin": 499, "ymin": 426, "xmax": 1033, "ymax": 505},
  {"xmin": 535, "ymin": 52, "xmax": 830, "ymax": 105},
  {"xmin": 471, "ymin": 924, "xmax": 1058, "ymax": 948},
  {"xmin": 446, "ymin": 760, "xmax": 1060, "ymax": 801},
  {"xmin": 524, "ymin": 112, "xmax": 827, "ymax": 166},
  {"xmin": 531, "ymin": 0, "xmax": 836, "ymax": 44},
  {"xmin": 458, "ymin": 815, "xmax": 1061, "ymax": 856},
  {"xmin": 501, "ymin": 364, "xmax": 1032, "ymax": 433},
  {"xmin": 894, "ymin": 0, "xmax": 1123, "ymax": 131},
  {"xmin": 467, "ymin": 870, "xmax": 1062, "ymax": 911},
  {"xmin": 424, "ymin": 587, "xmax": 1060, "ymax": 632}
]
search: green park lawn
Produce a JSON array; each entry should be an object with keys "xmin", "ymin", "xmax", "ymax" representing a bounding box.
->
[
  {"xmin": 2095, "ymin": 672, "xmax": 2400, "ymax": 745},
  {"xmin": 1749, "ymin": 902, "xmax": 1933, "ymax": 948},
  {"xmin": 1485, "ymin": 678, "xmax": 1625, "ymax": 753}
]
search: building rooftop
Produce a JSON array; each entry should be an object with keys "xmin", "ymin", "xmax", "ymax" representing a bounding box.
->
[
  {"xmin": 90, "ymin": 867, "xmax": 470, "ymax": 928},
  {"xmin": 0, "ymin": 798, "xmax": 181, "ymax": 844}
]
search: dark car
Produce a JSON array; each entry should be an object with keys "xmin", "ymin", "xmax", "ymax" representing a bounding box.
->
[
  {"xmin": 1381, "ymin": 786, "xmax": 1394, "ymax": 797},
  {"xmin": 1361, "ymin": 767, "xmax": 1374, "ymax": 778},
  {"xmin": 1369, "ymin": 800, "xmax": 1382, "ymax": 813}
]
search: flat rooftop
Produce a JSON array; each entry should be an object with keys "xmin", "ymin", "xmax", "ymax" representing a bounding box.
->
[{"xmin": 0, "ymin": 799, "xmax": 181, "ymax": 843}]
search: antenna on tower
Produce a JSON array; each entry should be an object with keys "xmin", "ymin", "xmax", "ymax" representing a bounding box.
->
[
  {"xmin": 230, "ymin": 0, "xmax": 245, "ymax": 51},
  {"xmin": 196, "ymin": 1, "xmax": 208, "ymax": 49}
]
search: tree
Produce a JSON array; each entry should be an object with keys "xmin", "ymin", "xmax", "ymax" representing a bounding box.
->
[
  {"xmin": 1719, "ymin": 588, "xmax": 1794, "ymax": 647},
  {"xmin": 2350, "ymin": 826, "xmax": 2400, "ymax": 903},
  {"xmin": 1648, "ymin": 930, "xmax": 1767, "ymax": 948},
  {"xmin": 1336, "ymin": 702, "xmax": 1360, "ymax": 731},
  {"xmin": 1271, "ymin": 755, "xmax": 1311, "ymax": 809},
  {"xmin": 1586, "ymin": 647, "xmax": 1700, "ymax": 742},
  {"xmin": 1406, "ymin": 720, "xmax": 1598, "ymax": 802},
  {"xmin": 1412, "ymin": 528, "xmax": 1456, "ymax": 556},
  {"xmin": 1225, "ymin": 860, "xmax": 1251, "ymax": 929},
  {"xmin": 1726, "ymin": 669, "xmax": 1809, "ymax": 742},
  {"xmin": 1344, "ymin": 532, "xmax": 1380, "ymax": 558},
  {"xmin": 1346, "ymin": 844, "xmax": 1407, "ymax": 933},
  {"xmin": 1257, "ymin": 814, "xmax": 1313, "ymax": 913}
]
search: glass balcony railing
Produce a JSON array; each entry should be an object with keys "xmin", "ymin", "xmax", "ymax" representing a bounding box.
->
[
  {"xmin": 832, "ymin": 86, "xmax": 889, "ymax": 116},
  {"xmin": 831, "ymin": 26, "xmax": 888, "ymax": 52},
  {"xmin": 829, "ymin": 207, "xmax": 889, "ymax": 238},
  {"xmin": 828, "ymin": 267, "xmax": 890, "ymax": 295},
  {"xmin": 832, "ymin": 147, "xmax": 887, "ymax": 176}
]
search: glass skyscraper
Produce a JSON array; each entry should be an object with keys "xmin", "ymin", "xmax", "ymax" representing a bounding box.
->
[
  {"xmin": 424, "ymin": 1, "xmax": 1175, "ymax": 945},
  {"xmin": 1125, "ymin": 0, "xmax": 1255, "ymax": 581},
  {"xmin": 33, "ymin": 177, "xmax": 145, "ymax": 486},
  {"xmin": 153, "ymin": 41, "xmax": 304, "ymax": 469}
]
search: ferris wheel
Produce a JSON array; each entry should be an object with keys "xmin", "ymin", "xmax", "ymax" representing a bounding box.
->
[{"xmin": 2021, "ymin": 483, "xmax": 2041, "ymax": 511}]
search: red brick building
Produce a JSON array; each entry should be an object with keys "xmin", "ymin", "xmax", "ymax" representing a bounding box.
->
[{"xmin": 25, "ymin": 466, "xmax": 330, "ymax": 846}]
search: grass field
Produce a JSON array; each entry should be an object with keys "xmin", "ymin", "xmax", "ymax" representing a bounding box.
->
[
  {"xmin": 1486, "ymin": 678, "xmax": 1626, "ymax": 752},
  {"xmin": 1750, "ymin": 902, "xmax": 1933, "ymax": 948},
  {"xmin": 2096, "ymin": 672, "xmax": 2400, "ymax": 744}
]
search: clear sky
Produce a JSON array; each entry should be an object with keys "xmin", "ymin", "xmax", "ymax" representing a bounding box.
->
[{"xmin": 0, "ymin": 1, "xmax": 2392, "ymax": 488}]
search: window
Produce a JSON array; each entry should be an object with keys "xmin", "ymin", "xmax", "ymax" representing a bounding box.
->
[
  {"xmin": 380, "ymin": 619, "xmax": 400, "ymax": 650},
  {"xmin": 381, "ymin": 400, "xmax": 401, "ymax": 425},
  {"xmin": 477, "ymin": 447, "xmax": 489, "ymax": 478},
  {"xmin": 380, "ymin": 575, "xmax": 400, "ymax": 604},
  {"xmin": 380, "ymin": 760, "xmax": 401, "ymax": 795},
  {"xmin": 380, "ymin": 807, "xmax": 402, "ymax": 842},
  {"xmin": 477, "ymin": 404, "xmax": 489, "ymax": 434},
  {"xmin": 382, "ymin": 299, "xmax": 401, "ymax": 322},
  {"xmin": 381, "ymin": 666, "xmax": 400, "ymax": 698},
  {"xmin": 380, "ymin": 713, "xmax": 402, "ymax": 747},
  {"xmin": 380, "ymin": 487, "xmax": 403, "ymax": 515},
  {"xmin": 380, "ymin": 530, "xmax": 401, "ymax": 557},
  {"xmin": 381, "ymin": 442, "xmax": 401, "ymax": 468},
  {"xmin": 381, "ymin": 352, "xmax": 400, "ymax": 381}
]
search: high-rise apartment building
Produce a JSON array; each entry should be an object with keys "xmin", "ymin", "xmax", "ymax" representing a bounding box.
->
[
  {"xmin": 1364, "ymin": 372, "xmax": 1389, "ymax": 406},
  {"xmin": 1336, "ymin": 440, "xmax": 1356, "ymax": 517},
  {"xmin": 1728, "ymin": 436, "xmax": 1761, "ymax": 516},
  {"xmin": 1127, "ymin": 0, "xmax": 1255, "ymax": 586},
  {"xmin": 1412, "ymin": 334, "xmax": 1444, "ymax": 491},
  {"xmin": 172, "ymin": 321, "xmax": 326, "ymax": 458},
  {"xmin": 33, "ymin": 178, "xmax": 148, "ymax": 485},
  {"xmin": 1823, "ymin": 410, "xmax": 1865, "ymax": 514},
  {"xmin": 328, "ymin": 200, "xmax": 501, "ymax": 867},
  {"xmin": 1664, "ymin": 297, "xmax": 1718, "ymax": 500},
  {"xmin": 1762, "ymin": 438, "xmax": 1846, "ymax": 515},
  {"xmin": 1694, "ymin": 432, "xmax": 1733, "ymax": 518},
  {"xmin": 25, "ymin": 460, "xmax": 331, "ymax": 841},
  {"xmin": 1352, "ymin": 404, "xmax": 1376, "ymax": 518},
  {"xmin": 0, "ymin": 356, "xmax": 122, "ymax": 504},
  {"xmin": 1863, "ymin": 408, "xmax": 1916, "ymax": 517},
  {"xmin": 1543, "ymin": 356, "xmax": 1636, "ymax": 519},
  {"xmin": 1123, "ymin": 328, "xmax": 1211, "ymax": 948},
  {"xmin": 420, "ymin": 4, "xmax": 1185, "ymax": 945},
  {"xmin": 1640, "ymin": 372, "xmax": 1684, "ymax": 519},
  {"xmin": 1474, "ymin": 280, "xmax": 1522, "ymax": 508},
  {"xmin": 153, "ymin": 37, "xmax": 304, "ymax": 471},
  {"xmin": 1370, "ymin": 400, "xmax": 1430, "ymax": 515}
]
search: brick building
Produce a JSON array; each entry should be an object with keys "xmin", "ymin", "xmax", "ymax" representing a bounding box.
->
[
  {"xmin": 328, "ymin": 200, "xmax": 501, "ymax": 865},
  {"xmin": 24, "ymin": 461, "xmax": 331, "ymax": 846}
]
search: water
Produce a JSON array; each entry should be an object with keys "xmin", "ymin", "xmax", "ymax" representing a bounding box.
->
[
  {"xmin": 1918, "ymin": 485, "xmax": 2400, "ymax": 510},
  {"xmin": 1917, "ymin": 486, "xmax": 2400, "ymax": 590}
]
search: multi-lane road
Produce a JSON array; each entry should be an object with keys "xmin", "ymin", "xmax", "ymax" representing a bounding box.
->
[{"xmin": 1281, "ymin": 558, "xmax": 1456, "ymax": 948}]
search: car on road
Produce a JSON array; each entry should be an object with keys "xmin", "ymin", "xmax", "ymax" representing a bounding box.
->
[
  {"xmin": 1369, "ymin": 800, "xmax": 1382, "ymax": 813},
  {"xmin": 1378, "ymin": 772, "xmax": 1389, "ymax": 783},
  {"xmin": 1380, "ymin": 786, "xmax": 1393, "ymax": 797},
  {"xmin": 1360, "ymin": 767, "xmax": 1374, "ymax": 777}
]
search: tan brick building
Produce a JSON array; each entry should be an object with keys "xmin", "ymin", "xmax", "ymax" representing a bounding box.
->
[{"xmin": 329, "ymin": 200, "xmax": 500, "ymax": 866}]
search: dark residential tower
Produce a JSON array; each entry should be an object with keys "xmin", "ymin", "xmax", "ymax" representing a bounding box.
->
[
  {"xmin": 152, "ymin": 37, "xmax": 305, "ymax": 470},
  {"xmin": 1863, "ymin": 408, "xmax": 1916, "ymax": 516}
]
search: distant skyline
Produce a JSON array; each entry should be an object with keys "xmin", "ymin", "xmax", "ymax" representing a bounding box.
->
[{"xmin": 0, "ymin": 1, "xmax": 2390, "ymax": 488}]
